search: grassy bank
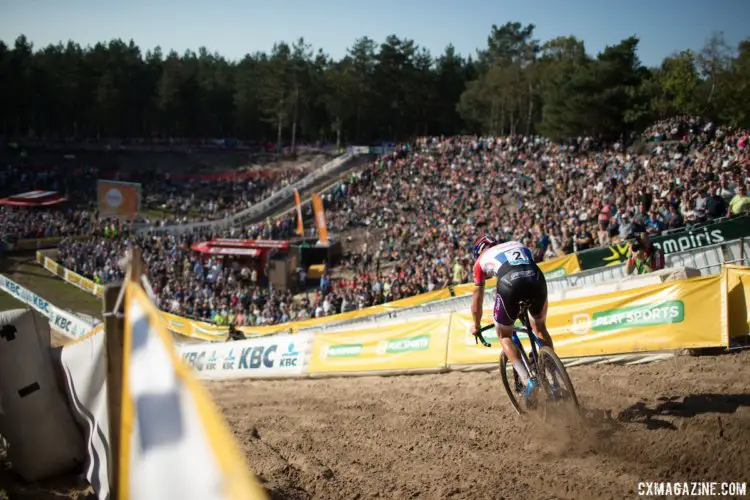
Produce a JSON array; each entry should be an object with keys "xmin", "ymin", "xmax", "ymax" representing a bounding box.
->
[{"xmin": 0, "ymin": 253, "xmax": 102, "ymax": 317}]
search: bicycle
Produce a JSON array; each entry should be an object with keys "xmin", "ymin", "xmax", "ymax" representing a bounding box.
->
[{"xmin": 474, "ymin": 300, "xmax": 580, "ymax": 415}]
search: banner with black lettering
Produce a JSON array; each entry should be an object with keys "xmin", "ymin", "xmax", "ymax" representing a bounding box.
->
[
  {"xmin": 178, "ymin": 334, "xmax": 313, "ymax": 380},
  {"xmin": 578, "ymin": 215, "xmax": 750, "ymax": 270}
]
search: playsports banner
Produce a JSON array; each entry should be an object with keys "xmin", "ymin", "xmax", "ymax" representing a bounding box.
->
[
  {"xmin": 446, "ymin": 274, "xmax": 727, "ymax": 367},
  {"xmin": 308, "ymin": 316, "xmax": 450, "ymax": 375}
]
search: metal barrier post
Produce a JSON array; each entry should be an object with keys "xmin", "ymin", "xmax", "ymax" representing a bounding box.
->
[{"xmin": 741, "ymin": 236, "xmax": 745, "ymax": 264}]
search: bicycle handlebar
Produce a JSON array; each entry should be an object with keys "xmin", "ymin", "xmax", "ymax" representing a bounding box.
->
[
  {"xmin": 474, "ymin": 323, "xmax": 494, "ymax": 347},
  {"xmin": 474, "ymin": 323, "xmax": 532, "ymax": 348}
]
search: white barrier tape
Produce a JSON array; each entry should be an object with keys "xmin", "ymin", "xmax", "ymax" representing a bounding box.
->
[
  {"xmin": 49, "ymin": 305, "xmax": 99, "ymax": 339},
  {"xmin": 0, "ymin": 273, "xmax": 52, "ymax": 316},
  {"xmin": 0, "ymin": 273, "xmax": 99, "ymax": 339}
]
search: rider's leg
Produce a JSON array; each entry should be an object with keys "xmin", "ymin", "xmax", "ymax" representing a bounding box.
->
[
  {"xmin": 493, "ymin": 292, "xmax": 530, "ymax": 384},
  {"xmin": 528, "ymin": 270, "xmax": 552, "ymax": 349},
  {"xmin": 497, "ymin": 324, "xmax": 530, "ymax": 384},
  {"xmin": 528, "ymin": 301, "xmax": 554, "ymax": 350}
]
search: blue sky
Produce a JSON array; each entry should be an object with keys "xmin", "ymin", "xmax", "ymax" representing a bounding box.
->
[{"xmin": 0, "ymin": 0, "xmax": 747, "ymax": 67}]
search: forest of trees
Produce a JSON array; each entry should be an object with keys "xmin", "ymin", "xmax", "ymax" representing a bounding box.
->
[{"xmin": 1, "ymin": 22, "xmax": 748, "ymax": 145}]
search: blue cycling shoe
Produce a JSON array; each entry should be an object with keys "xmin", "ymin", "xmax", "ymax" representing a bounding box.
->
[{"xmin": 522, "ymin": 379, "xmax": 538, "ymax": 406}]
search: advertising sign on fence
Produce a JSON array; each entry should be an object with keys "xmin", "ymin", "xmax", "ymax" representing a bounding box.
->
[
  {"xmin": 537, "ymin": 253, "xmax": 582, "ymax": 278},
  {"xmin": 64, "ymin": 269, "xmax": 104, "ymax": 297},
  {"xmin": 48, "ymin": 305, "xmax": 99, "ymax": 339},
  {"xmin": 578, "ymin": 216, "xmax": 750, "ymax": 270},
  {"xmin": 447, "ymin": 274, "xmax": 727, "ymax": 367},
  {"xmin": 308, "ymin": 317, "xmax": 450, "ymax": 374},
  {"xmin": 179, "ymin": 334, "xmax": 313, "ymax": 380},
  {"xmin": 160, "ymin": 311, "xmax": 229, "ymax": 342},
  {"xmin": 0, "ymin": 273, "xmax": 98, "ymax": 339},
  {"xmin": 0, "ymin": 274, "xmax": 51, "ymax": 316},
  {"xmin": 38, "ymin": 253, "xmax": 105, "ymax": 298},
  {"xmin": 37, "ymin": 252, "xmax": 228, "ymax": 341}
]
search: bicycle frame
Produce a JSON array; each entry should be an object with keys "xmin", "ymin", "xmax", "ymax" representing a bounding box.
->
[
  {"xmin": 512, "ymin": 307, "xmax": 545, "ymax": 381},
  {"xmin": 476, "ymin": 303, "xmax": 544, "ymax": 380},
  {"xmin": 479, "ymin": 302, "xmax": 579, "ymax": 412}
]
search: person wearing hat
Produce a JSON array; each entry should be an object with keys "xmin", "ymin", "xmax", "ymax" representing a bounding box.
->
[{"xmin": 625, "ymin": 232, "xmax": 665, "ymax": 276}]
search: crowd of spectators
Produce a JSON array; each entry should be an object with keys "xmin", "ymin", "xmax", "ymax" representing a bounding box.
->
[
  {"xmin": 0, "ymin": 151, "xmax": 322, "ymax": 245},
  {"xmin": 56, "ymin": 233, "xmax": 337, "ymax": 325},
  {"xmin": 22, "ymin": 117, "xmax": 750, "ymax": 326},
  {"xmin": 0, "ymin": 163, "xmax": 100, "ymax": 203},
  {"xmin": 641, "ymin": 115, "xmax": 709, "ymax": 143},
  {"xmin": 134, "ymin": 167, "xmax": 310, "ymax": 222},
  {"xmin": 0, "ymin": 206, "xmax": 109, "ymax": 245}
]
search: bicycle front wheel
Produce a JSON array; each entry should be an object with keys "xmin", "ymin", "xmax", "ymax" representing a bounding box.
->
[{"xmin": 537, "ymin": 346, "xmax": 580, "ymax": 412}]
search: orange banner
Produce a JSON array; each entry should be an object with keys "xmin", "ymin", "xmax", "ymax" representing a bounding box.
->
[
  {"xmin": 293, "ymin": 189, "xmax": 304, "ymax": 236},
  {"xmin": 97, "ymin": 180, "xmax": 141, "ymax": 218},
  {"xmin": 311, "ymin": 193, "xmax": 329, "ymax": 245}
]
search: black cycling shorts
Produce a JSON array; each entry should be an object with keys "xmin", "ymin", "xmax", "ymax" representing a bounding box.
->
[{"xmin": 492, "ymin": 264, "xmax": 548, "ymax": 327}]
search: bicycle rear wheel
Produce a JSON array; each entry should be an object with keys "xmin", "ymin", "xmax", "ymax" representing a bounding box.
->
[
  {"xmin": 537, "ymin": 346, "xmax": 580, "ymax": 412},
  {"xmin": 499, "ymin": 352, "xmax": 526, "ymax": 415}
]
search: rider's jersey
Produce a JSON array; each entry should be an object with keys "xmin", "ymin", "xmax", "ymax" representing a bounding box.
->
[{"xmin": 473, "ymin": 240, "xmax": 536, "ymax": 286}]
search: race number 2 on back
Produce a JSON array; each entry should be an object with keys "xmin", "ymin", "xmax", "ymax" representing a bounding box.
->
[{"xmin": 504, "ymin": 249, "xmax": 530, "ymax": 266}]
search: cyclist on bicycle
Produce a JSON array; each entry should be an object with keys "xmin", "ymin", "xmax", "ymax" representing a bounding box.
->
[{"xmin": 471, "ymin": 234, "xmax": 554, "ymax": 402}]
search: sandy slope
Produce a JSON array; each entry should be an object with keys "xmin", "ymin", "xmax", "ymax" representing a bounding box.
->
[
  {"xmin": 2, "ymin": 350, "xmax": 748, "ymax": 499},
  {"xmin": 211, "ymin": 350, "xmax": 750, "ymax": 499}
]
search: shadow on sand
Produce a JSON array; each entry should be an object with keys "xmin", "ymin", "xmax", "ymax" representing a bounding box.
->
[{"xmin": 617, "ymin": 393, "xmax": 750, "ymax": 430}]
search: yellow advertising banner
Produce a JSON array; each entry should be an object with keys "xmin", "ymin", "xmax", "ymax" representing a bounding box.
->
[
  {"xmin": 42, "ymin": 255, "xmax": 64, "ymax": 276},
  {"xmin": 38, "ymin": 254, "xmax": 105, "ymax": 298},
  {"xmin": 309, "ymin": 316, "xmax": 450, "ymax": 374},
  {"xmin": 64, "ymin": 268, "xmax": 104, "ymax": 298},
  {"xmin": 159, "ymin": 311, "xmax": 229, "ymax": 342},
  {"xmin": 291, "ymin": 288, "xmax": 452, "ymax": 330},
  {"xmin": 97, "ymin": 179, "xmax": 141, "ymax": 218},
  {"xmin": 537, "ymin": 253, "xmax": 581, "ymax": 278},
  {"xmin": 238, "ymin": 288, "xmax": 453, "ymax": 336},
  {"xmin": 389, "ymin": 288, "xmax": 453, "ymax": 307},
  {"xmin": 726, "ymin": 265, "xmax": 750, "ymax": 338},
  {"xmin": 237, "ymin": 323, "xmax": 295, "ymax": 337},
  {"xmin": 447, "ymin": 274, "xmax": 727, "ymax": 366}
]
